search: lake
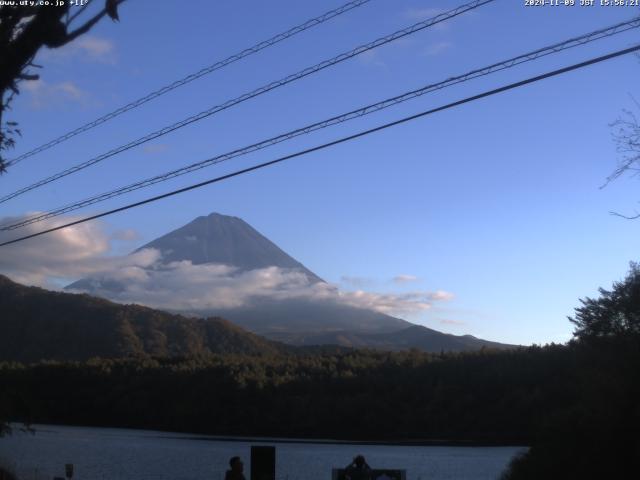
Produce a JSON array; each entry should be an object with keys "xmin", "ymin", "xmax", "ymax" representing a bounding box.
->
[{"xmin": 0, "ymin": 425, "xmax": 526, "ymax": 480}]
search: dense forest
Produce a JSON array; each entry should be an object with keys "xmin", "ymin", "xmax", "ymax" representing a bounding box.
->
[
  {"xmin": 0, "ymin": 345, "xmax": 562, "ymax": 443},
  {"xmin": 1, "ymin": 335, "xmax": 638, "ymax": 478},
  {"xmin": 2, "ymin": 265, "xmax": 640, "ymax": 478}
]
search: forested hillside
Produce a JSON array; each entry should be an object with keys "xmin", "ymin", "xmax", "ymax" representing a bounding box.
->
[
  {"xmin": 1, "ymin": 338, "xmax": 636, "ymax": 447},
  {"xmin": 0, "ymin": 275, "xmax": 282, "ymax": 361}
]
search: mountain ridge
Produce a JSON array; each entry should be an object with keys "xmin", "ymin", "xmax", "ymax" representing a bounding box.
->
[
  {"xmin": 138, "ymin": 212, "xmax": 322, "ymax": 281},
  {"xmin": 266, "ymin": 324, "xmax": 516, "ymax": 351}
]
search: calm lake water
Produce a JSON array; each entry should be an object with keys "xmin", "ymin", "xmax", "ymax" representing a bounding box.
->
[{"xmin": 0, "ymin": 425, "xmax": 526, "ymax": 480}]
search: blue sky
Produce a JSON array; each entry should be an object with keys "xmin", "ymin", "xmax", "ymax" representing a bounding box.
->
[{"xmin": 1, "ymin": 0, "xmax": 640, "ymax": 345}]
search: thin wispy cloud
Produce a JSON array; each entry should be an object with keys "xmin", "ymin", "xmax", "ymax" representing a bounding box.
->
[
  {"xmin": 358, "ymin": 37, "xmax": 415, "ymax": 68},
  {"xmin": 41, "ymin": 35, "xmax": 117, "ymax": 64},
  {"xmin": 440, "ymin": 318, "xmax": 466, "ymax": 326},
  {"xmin": 424, "ymin": 41, "xmax": 453, "ymax": 56},
  {"xmin": 403, "ymin": 7, "xmax": 445, "ymax": 21},
  {"xmin": 341, "ymin": 275, "xmax": 374, "ymax": 288},
  {"xmin": 22, "ymin": 79, "xmax": 90, "ymax": 109},
  {"xmin": 110, "ymin": 229, "xmax": 140, "ymax": 242},
  {"xmin": 75, "ymin": 36, "xmax": 115, "ymax": 60},
  {"xmin": 357, "ymin": 49, "xmax": 386, "ymax": 68},
  {"xmin": 393, "ymin": 274, "xmax": 419, "ymax": 284},
  {"xmin": 429, "ymin": 290, "xmax": 455, "ymax": 301}
]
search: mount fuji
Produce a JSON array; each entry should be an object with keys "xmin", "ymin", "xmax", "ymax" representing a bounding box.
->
[{"xmin": 66, "ymin": 213, "xmax": 513, "ymax": 352}]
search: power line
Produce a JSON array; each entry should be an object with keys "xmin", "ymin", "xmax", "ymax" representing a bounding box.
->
[
  {"xmin": 2, "ymin": 43, "xmax": 638, "ymax": 248},
  {"xmin": 4, "ymin": 16, "xmax": 639, "ymax": 232},
  {"xmin": 0, "ymin": 0, "xmax": 496, "ymax": 205},
  {"xmin": 4, "ymin": 0, "xmax": 373, "ymax": 168}
]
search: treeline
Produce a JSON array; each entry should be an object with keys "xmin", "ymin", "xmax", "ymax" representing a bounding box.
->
[{"xmin": 1, "ymin": 337, "xmax": 637, "ymax": 447}]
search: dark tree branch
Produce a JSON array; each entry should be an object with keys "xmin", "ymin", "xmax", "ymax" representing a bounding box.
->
[
  {"xmin": 604, "ymin": 97, "xmax": 640, "ymax": 189},
  {"xmin": 17, "ymin": 74, "xmax": 39, "ymax": 81},
  {"xmin": 0, "ymin": 0, "xmax": 125, "ymax": 174},
  {"xmin": 66, "ymin": 0, "xmax": 124, "ymax": 41},
  {"xmin": 65, "ymin": 7, "xmax": 112, "ymax": 43},
  {"xmin": 66, "ymin": 3, "xmax": 92, "ymax": 26},
  {"xmin": 610, "ymin": 210, "xmax": 640, "ymax": 220}
]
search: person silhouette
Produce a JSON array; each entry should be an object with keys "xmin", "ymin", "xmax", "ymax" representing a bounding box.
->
[
  {"xmin": 344, "ymin": 455, "xmax": 372, "ymax": 480},
  {"xmin": 224, "ymin": 456, "xmax": 246, "ymax": 480}
]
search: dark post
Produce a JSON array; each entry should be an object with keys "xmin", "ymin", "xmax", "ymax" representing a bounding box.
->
[{"xmin": 250, "ymin": 446, "xmax": 275, "ymax": 480}]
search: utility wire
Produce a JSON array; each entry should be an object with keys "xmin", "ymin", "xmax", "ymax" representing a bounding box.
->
[
  {"xmin": 2, "ymin": 43, "xmax": 638, "ymax": 248},
  {"xmin": 0, "ymin": 0, "xmax": 495, "ymax": 204},
  {"xmin": 4, "ymin": 0, "xmax": 373, "ymax": 168},
  {"xmin": 3, "ymin": 16, "xmax": 639, "ymax": 232}
]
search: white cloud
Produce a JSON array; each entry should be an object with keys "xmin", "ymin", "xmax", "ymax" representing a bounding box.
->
[
  {"xmin": 40, "ymin": 35, "xmax": 116, "ymax": 64},
  {"xmin": 0, "ymin": 214, "xmax": 153, "ymax": 287},
  {"xmin": 76, "ymin": 263, "xmax": 312, "ymax": 310},
  {"xmin": 393, "ymin": 274, "xmax": 419, "ymax": 284},
  {"xmin": 0, "ymin": 214, "xmax": 455, "ymax": 318},
  {"xmin": 22, "ymin": 79, "xmax": 89, "ymax": 109},
  {"xmin": 341, "ymin": 275, "xmax": 373, "ymax": 288},
  {"xmin": 337, "ymin": 289, "xmax": 433, "ymax": 316},
  {"xmin": 428, "ymin": 290, "xmax": 455, "ymax": 301},
  {"xmin": 70, "ymin": 260, "xmax": 447, "ymax": 316}
]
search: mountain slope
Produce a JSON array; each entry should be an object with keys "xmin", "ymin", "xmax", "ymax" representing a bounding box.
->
[
  {"xmin": 0, "ymin": 275, "xmax": 282, "ymax": 362},
  {"xmin": 141, "ymin": 213, "xmax": 319, "ymax": 279},
  {"xmin": 67, "ymin": 212, "xmax": 322, "ymax": 291},
  {"xmin": 208, "ymin": 297, "xmax": 411, "ymax": 335},
  {"xmin": 271, "ymin": 325, "xmax": 516, "ymax": 351},
  {"xmin": 66, "ymin": 212, "xmax": 411, "ymax": 335}
]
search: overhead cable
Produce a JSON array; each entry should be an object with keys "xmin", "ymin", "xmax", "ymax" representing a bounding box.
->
[
  {"xmin": 0, "ymin": 0, "xmax": 495, "ymax": 204},
  {"xmin": 2, "ymin": 43, "xmax": 638, "ymax": 247},
  {"xmin": 3, "ymin": 16, "xmax": 638, "ymax": 232},
  {"xmin": 4, "ymin": 0, "xmax": 373, "ymax": 167}
]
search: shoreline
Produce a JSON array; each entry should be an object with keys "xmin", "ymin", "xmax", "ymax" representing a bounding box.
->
[
  {"xmin": 21, "ymin": 422, "xmax": 527, "ymax": 448},
  {"xmin": 163, "ymin": 435, "xmax": 527, "ymax": 447}
]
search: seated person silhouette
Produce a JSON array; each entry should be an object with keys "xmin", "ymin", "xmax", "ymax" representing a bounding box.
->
[
  {"xmin": 224, "ymin": 456, "xmax": 246, "ymax": 480},
  {"xmin": 344, "ymin": 455, "xmax": 372, "ymax": 480}
]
